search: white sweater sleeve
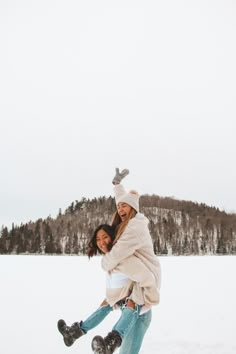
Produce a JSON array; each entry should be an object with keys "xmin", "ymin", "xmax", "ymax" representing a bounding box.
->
[{"xmin": 101, "ymin": 220, "xmax": 143, "ymax": 271}]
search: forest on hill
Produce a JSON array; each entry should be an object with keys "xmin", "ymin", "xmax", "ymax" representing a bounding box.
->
[{"xmin": 0, "ymin": 194, "xmax": 235, "ymax": 255}]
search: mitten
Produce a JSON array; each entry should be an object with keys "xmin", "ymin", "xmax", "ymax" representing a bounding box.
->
[{"xmin": 112, "ymin": 168, "xmax": 129, "ymax": 185}]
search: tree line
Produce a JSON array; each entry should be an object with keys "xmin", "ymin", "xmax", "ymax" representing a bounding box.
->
[{"xmin": 0, "ymin": 195, "xmax": 235, "ymax": 255}]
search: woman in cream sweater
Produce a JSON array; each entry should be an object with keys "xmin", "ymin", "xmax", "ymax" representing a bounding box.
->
[
  {"xmin": 92, "ymin": 168, "xmax": 161, "ymax": 354},
  {"xmin": 58, "ymin": 168, "xmax": 161, "ymax": 354}
]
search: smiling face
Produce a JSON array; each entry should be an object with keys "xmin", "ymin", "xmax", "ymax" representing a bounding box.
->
[
  {"xmin": 117, "ymin": 202, "xmax": 132, "ymax": 221},
  {"xmin": 96, "ymin": 229, "xmax": 112, "ymax": 254}
]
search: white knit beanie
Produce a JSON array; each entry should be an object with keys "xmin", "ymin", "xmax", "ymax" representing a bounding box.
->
[{"xmin": 114, "ymin": 184, "xmax": 140, "ymax": 212}]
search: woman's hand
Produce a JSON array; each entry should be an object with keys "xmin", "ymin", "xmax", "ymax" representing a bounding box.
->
[{"xmin": 112, "ymin": 168, "xmax": 129, "ymax": 185}]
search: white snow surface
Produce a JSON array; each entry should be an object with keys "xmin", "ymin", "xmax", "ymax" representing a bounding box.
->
[{"xmin": 0, "ymin": 255, "xmax": 235, "ymax": 354}]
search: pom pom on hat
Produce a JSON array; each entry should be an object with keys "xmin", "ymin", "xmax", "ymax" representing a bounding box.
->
[{"xmin": 114, "ymin": 184, "xmax": 140, "ymax": 212}]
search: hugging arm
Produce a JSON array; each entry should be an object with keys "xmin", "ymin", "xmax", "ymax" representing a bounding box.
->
[{"xmin": 101, "ymin": 221, "xmax": 141, "ymax": 272}]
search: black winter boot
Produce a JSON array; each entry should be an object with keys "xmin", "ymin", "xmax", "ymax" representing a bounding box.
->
[
  {"xmin": 57, "ymin": 319, "xmax": 84, "ymax": 347},
  {"xmin": 91, "ymin": 330, "xmax": 122, "ymax": 354}
]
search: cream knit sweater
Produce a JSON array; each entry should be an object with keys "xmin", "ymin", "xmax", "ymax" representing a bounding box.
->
[{"xmin": 102, "ymin": 212, "xmax": 161, "ymax": 306}]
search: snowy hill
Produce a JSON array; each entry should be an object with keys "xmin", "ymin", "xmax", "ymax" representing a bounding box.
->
[{"xmin": 1, "ymin": 195, "xmax": 236, "ymax": 255}]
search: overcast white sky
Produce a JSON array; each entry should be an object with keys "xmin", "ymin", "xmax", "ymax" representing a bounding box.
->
[{"xmin": 0, "ymin": 0, "xmax": 236, "ymax": 228}]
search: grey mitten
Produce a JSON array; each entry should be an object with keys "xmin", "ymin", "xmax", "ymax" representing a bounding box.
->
[{"xmin": 112, "ymin": 168, "xmax": 129, "ymax": 185}]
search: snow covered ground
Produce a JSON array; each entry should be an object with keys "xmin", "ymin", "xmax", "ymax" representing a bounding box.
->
[{"xmin": 0, "ymin": 255, "xmax": 235, "ymax": 354}]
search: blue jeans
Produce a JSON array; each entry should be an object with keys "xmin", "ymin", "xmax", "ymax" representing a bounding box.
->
[
  {"xmin": 80, "ymin": 304, "xmax": 152, "ymax": 354},
  {"xmin": 80, "ymin": 304, "xmax": 113, "ymax": 333},
  {"xmin": 112, "ymin": 304, "xmax": 142, "ymax": 337},
  {"xmin": 119, "ymin": 309, "xmax": 152, "ymax": 354}
]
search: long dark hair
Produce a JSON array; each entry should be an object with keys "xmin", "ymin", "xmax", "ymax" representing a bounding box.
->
[{"xmin": 87, "ymin": 224, "xmax": 116, "ymax": 258}]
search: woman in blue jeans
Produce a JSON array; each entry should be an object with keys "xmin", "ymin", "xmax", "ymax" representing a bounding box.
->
[
  {"xmin": 91, "ymin": 168, "xmax": 161, "ymax": 353},
  {"xmin": 58, "ymin": 168, "xmax": 161, "ymax": 353},
  {"xmin": 57, "ymin": 223, "xmax": 153, "ymax": 354}
]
